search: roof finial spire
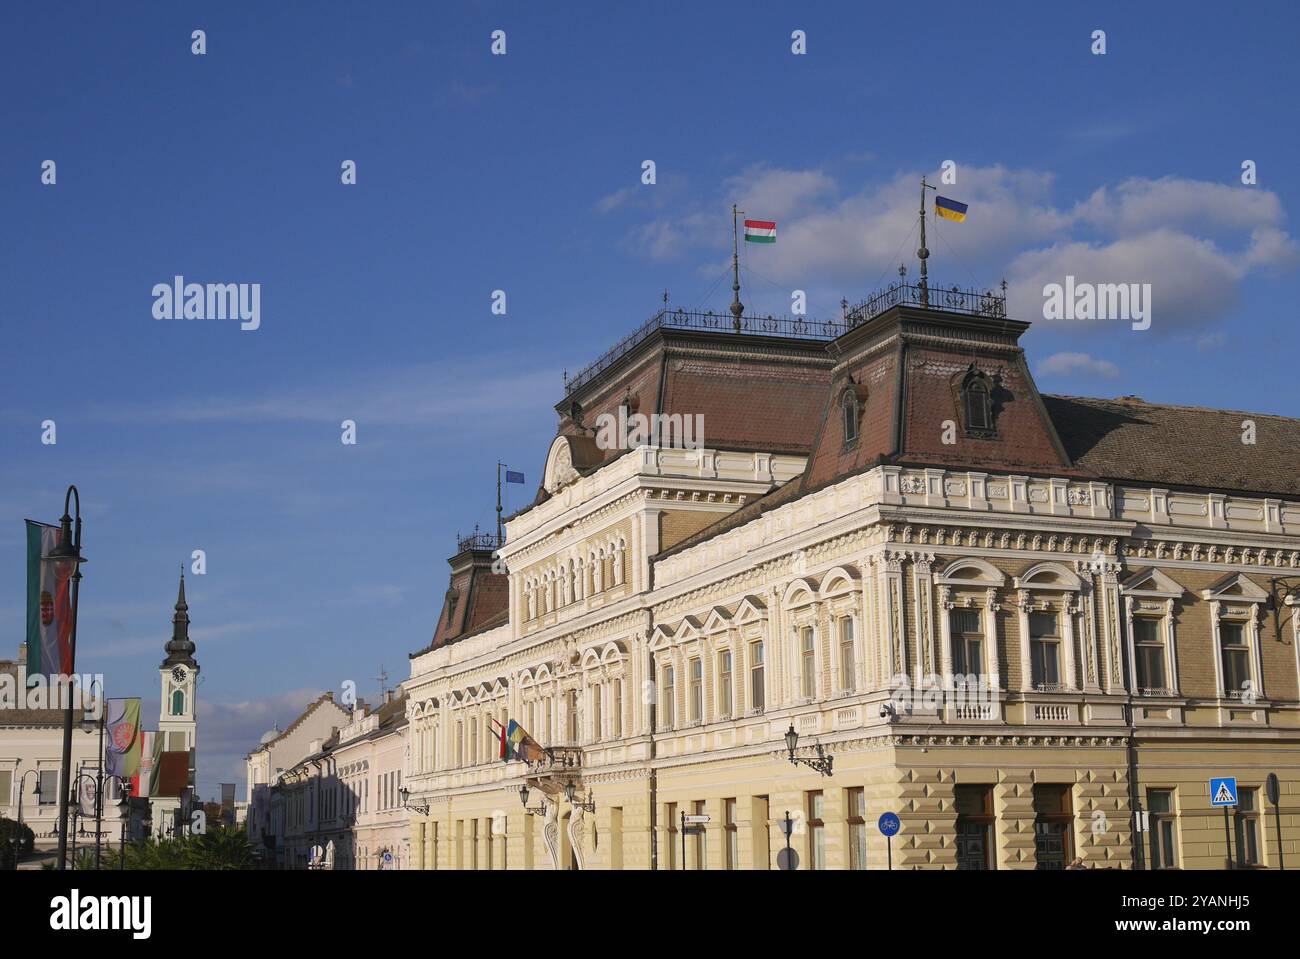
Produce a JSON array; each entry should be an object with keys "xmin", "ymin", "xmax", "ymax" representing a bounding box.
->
[
  {"xmin": 730, "ymin": 203, "xmax": 745, "ymax": 331},
  {"xmin": 163, "ymin": 565, "xmax": 197, "ymax": 668},
  {"xmin": 918, "ymin": 176, "xmax": 935, "ymax": 307}
]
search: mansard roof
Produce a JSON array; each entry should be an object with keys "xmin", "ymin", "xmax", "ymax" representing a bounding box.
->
[{"xmin": 1042, "ymin": 395, "xmax": 1300, "ymax": 498}]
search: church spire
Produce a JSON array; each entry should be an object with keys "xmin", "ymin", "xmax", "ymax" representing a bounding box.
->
[{"xmin": 162, "ymin": 565, "xmax": 198, "ymax": 668}]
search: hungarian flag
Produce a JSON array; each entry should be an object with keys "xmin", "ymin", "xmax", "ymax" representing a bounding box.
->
[
  {"xmin": 105, "ymin": 698, "xmax": 142, "ymax": 779},
  {"xmin": 25, "ymin": 520, "xmax": 73, "ymax": 681},
  {"xmin": 743, "ymin": 219, "xmax": 776, "ymax": 244},
  {"xmin": 505, "ymin": 719, "xmax": 545, "ymax": 763}
]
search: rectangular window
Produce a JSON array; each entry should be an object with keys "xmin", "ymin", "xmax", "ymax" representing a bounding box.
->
[
  {"xmin": 718, "ymin": 651, "xmax": 733, "ymax": 717},
  {"xmin": 692, "ymin": 799, "xmax": 706, "ymax": 869},
  {"xmin": 800, "ymin": 627, "xmax": 816, "ymax": 699},
  {"xmin": 661, "ymin": 665, "xmax": 675, "ymax": 729},
  {"xmin": 807, "ymin": 791, "xmax": 826, "ymax": 870},
  {"xmin": 39, "ymin": 770, "xmax": 58, "ymax": 806},
  {"xmin": 724, "ymin": 797, "xmax": 738, "ymax": 870},
  {"xmin": 1133, "ymin": 618, "xmax": 1167, "ymax": 694},
  {"xmin": 847, "ymin": 787, "xmax": 867, "ymax": 870},
  {"xmin": 665, "ymin": 802, "xmax": 678, "ymax": 870},
  {"xmin": 566, "ymin": 690, "xmax": 578, "ymax": 743},
  {"xmin": 689, "ymin": 658, "xmax": 703, "ymax": 722},
  {"xmin": 1235, "ymin": 788, "xmax": 1260, "ymax": 867},
  {"xmin": 1032, "ymin": 784, "xmax": 1073, "ymax": 870},
  {"xmin": 1220, "ymin": 622, "xmax": 1251, "ymax": 698},
  {"xmin": 592, "ymin": 684, "xmax": 602, "ymax": 741},
  {"xmin": 955, "ymin": 785, "xmax": 996, "ymax": 870},
  {"xmin": 838, "ymin": 618, "xmax": 856, "ymax": 692},
  {"xmin": 0, "ymin": 770, "xmax": 11, "ymax": 813},
  {"xmin": 750, "ymin": 642, "xmax": 765, "ymax": 712},
  {"xmin": 951, "ymin": 609, "xmax": 983, "ymax": 680},
  {"xmin": 1147, "ymin": 789, "xmax": 1177, "ymax": 870},
  {"xmin": 1029, "ymin": 611, "xmax": 1061, "ymax": 690},
  {"xmin": 613, "ymin": 679, "xmax": 623, "ymax": 738}
]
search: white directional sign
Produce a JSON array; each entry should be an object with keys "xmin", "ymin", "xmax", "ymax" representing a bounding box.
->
[{"xmin": 683, "ymin": 814, "xmax": 710, "ymax": 824}]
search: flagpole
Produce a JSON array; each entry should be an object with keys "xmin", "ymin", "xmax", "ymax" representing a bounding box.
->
[
  {"xmin": 496, "ymin": 462, "xmax": 503, "ymax": 546},
  {"xmin": 51, "ymin": 485, "xmax": 85, "ymax": 871},
  {"xmin": 95, "ymin": 701, "xmax": 104, "ymax": 869},
  {"xmin": 918, "ymin": 177, "xmax": 934, "ymax": 307},
  {"xmin": 730, "ymin": 204, "xmax": 744, "ymax": 331}
]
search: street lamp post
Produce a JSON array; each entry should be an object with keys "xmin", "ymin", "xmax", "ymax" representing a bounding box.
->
[
  {"xmin": 14, "ymin": 769, "xmax": 39, "ymax": 866},
  {"xmin": 784, "ymin": 724, "xmax": 833, "ymax": 777},
  {"xmin": 563, "ymin": 781, "xmax": 595, "ymax": 813},
  {"xmin": 517, "ymin": 784, "xmax": 546, "ymax": 817},
  {"xmin": 68, "ymin": 773, "xmax": 96, "ymax": 870},
  {"xmin": 46, "ymin": 485, "xmax": 86, "ymax": 871},
  {"xmin": 117, "ymin": 778, "xmax": 132, "ymax": 870},
  {"xmin": 397, "ymin": 786, "xmax": 430, "ymax": 817}
]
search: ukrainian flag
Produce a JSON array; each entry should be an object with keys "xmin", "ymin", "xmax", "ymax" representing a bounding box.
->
[{"xmin": 935, "ymin": 196, "xmax": 968, "ymax": 222}]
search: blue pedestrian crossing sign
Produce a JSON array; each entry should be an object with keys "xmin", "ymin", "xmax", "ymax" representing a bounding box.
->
[
  {"xmin": 1209, "ymin": 777, "xmax": 1238, "ymax": 806},
  {"xmin": 878, "ymin": 812, "xmax": 901, "ymax": 836}
]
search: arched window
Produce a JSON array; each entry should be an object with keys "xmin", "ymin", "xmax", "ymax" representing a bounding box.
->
[
  {"xmin": 841, "ymin": 387, "xmax": 860, "ymax": 445},
  {"xmin": 171, "ymin": 689, "xmax": 185, "ymax": 715},
  {"xmin": 959, "ymin": 366, "xmax": 995, "ymax": 436}
]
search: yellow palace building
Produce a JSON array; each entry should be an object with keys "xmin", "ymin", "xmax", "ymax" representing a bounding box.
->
[{"xmin": 402, "ymin": 281, "xmax": 1300, "ymax": 870}]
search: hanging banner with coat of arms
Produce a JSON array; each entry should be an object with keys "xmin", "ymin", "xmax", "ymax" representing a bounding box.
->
[{"xmin": 105, "ymin": 698, "xmax": 142, "ymax": 779}]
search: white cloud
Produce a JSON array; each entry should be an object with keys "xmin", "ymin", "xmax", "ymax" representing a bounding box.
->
[
  {"xmin": 1008, "ymin": 229, "xmax": 1242, "ymax": 329},
  {"xmin": 1036, "ymin": 351, "xmax": 1120, "ymax": 380},
  {"xmin": 620, "ymin": 165, "xmax": 1296, "ymax": 332},
  {"xmin": 89, "ymin": 357, "xmax": 558, "ymax": 428}
]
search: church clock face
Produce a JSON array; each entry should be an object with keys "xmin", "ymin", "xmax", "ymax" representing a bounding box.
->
[{"xmin": 172, "ymin": 666, "xmax": 187, "ymax": 683}]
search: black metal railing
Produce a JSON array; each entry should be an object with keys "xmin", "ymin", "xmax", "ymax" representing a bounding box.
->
[
  {"xmin": 845, "ymin": 281, "xmax": 1006, "ymax": 328},
  {"xmin": 563, "ymin": 285, "xmax": 1009, "ymax": 396},
  {"xmin": 457, "ymin": 530, "xmax": 501, "ymax": 552},
  {"xmin": 562, "ymin": 307, "xmax": 847, "ymax": 395}
]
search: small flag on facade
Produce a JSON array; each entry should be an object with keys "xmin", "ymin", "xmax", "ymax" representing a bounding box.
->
[
  {"xmin": 934, "ymin": 196, "xmax": 968, "ymax": 222},
  {"xmin": 505, "ymin": 470, "xmax": 525, "ymax": 484},
  {"xmin": 743, "ymin": 219, "xmax": 776, "ymax": 243},
  {"xmin": 505, "ymin": 719, "xmax": 546, "ymax": 763}
]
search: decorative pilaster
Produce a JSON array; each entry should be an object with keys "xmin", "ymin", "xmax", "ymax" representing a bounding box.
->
[
  {"xmin": 881, "ymin": 551, "xmax": 907, "ymax": 684},
  {"xmin": 912, "ymin": 553, "xmax": 936, "ymax": 682}
]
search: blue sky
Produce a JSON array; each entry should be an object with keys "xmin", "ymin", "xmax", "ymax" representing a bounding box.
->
[{"xmin": 2, "ymin": 1, "xmax": 1297, "ymax": 795}]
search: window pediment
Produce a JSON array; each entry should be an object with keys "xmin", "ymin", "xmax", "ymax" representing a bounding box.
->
[
  {"xmin": 1121, "ymin": 567, "xmax": 1186, "ymax": 600},
  {"xmin": 1200, "ymin": 571, "xmax": 1268, "ymax": 604},
  {"xmin": 937, "ymin": 557, "xmax": 1006, "ymax": 587},
  {"xmin": 1013, "ymin": 562, "xmax": 1081, "ymax": 592}
]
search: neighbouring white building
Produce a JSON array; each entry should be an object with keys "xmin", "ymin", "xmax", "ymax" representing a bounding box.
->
[
  {"xmin": 0, "ymin": 648, "xmax": 125, "ymax": 854},
  {"xmin": 244, "ymin": 691, "xmax": 351, "ymax": 866}
]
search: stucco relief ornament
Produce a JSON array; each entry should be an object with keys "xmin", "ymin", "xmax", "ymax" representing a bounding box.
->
[
  {"xmin": 1067, "ymin": 488, "xmax": 1091, "ymax": 506},
  {"xmin": 900, "ymin": 475, "xmax": 926, "ymax": 494},
  {"xmin": 568, "ymin": 803, "xmax": 588, "ymax": 870},
  {"xmin": 542, "ymin": 796, "xmax": 562, "ymax": 870}
]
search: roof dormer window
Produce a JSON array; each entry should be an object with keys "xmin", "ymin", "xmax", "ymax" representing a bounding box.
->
[
  {"xmin": 959, "ymin": 366, "xmax": 996, "ymax": 438},
  {"xmin": 840, "ymin": 383, "xmax": 863, "ymax": 448}
]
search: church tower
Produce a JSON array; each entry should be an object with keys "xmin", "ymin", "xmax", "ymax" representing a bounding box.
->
[{"xmin": 156, "ymin": 569, "xmax": 199, "ymax": 831}]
